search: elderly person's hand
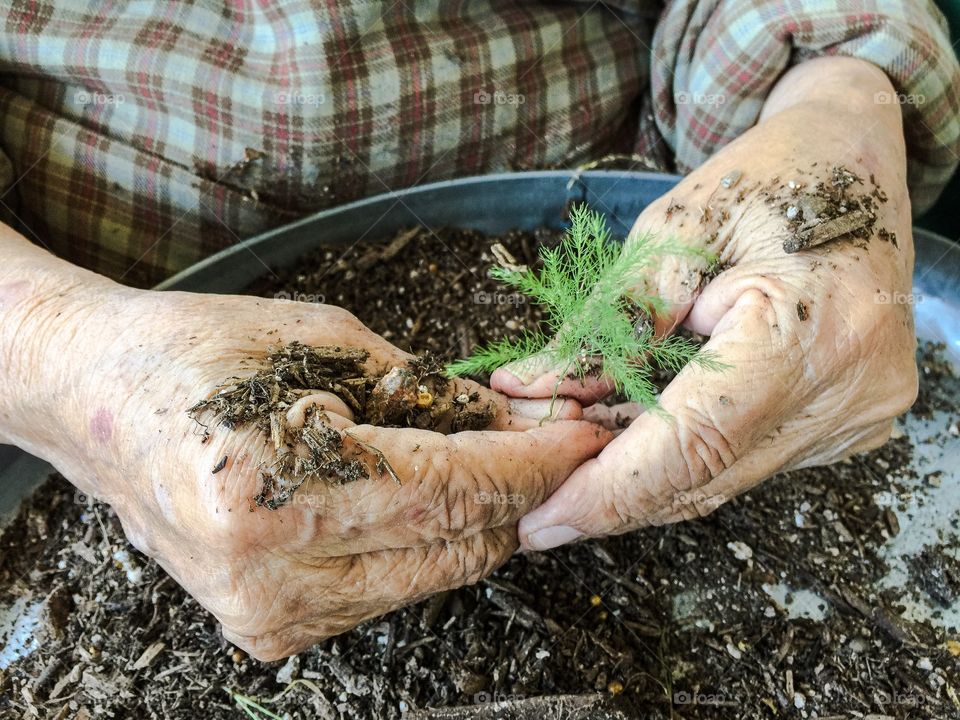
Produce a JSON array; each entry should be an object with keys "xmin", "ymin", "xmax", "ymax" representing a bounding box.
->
[
  {"xmin": 0, "ymin": 239, "xmax": 609, "ymax": 660},
  {"xmin": 492, "ymin": 57, "xmax": 918, "ymax": 550}
]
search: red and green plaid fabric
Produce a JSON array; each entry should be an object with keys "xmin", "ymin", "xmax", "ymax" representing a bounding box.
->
[{"xmin": 0, "ymin": 0, "xmax": 956, "ymax": 287}]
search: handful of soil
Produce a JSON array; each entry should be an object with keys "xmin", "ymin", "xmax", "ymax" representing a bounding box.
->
[{"xmin": 188, "ymin": 342, "xmax": 495, "ymax": 508}]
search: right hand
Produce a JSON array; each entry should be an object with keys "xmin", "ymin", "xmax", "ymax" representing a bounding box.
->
[{"xmin": 1, "ymin": 267, "xmax": 610, "ymax": 660}]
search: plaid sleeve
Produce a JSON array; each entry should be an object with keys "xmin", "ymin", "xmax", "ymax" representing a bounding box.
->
[
  {"xmin": 649, "ymin": 0, "xmax": 960, "ymax": 214},
  {"xmin": 0, "ymin": 1, "xmax": 653, "ymax": 287}
]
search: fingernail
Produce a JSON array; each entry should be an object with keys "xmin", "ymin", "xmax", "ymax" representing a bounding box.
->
[{"xmin": 525, "ymin": 525, "xmax": 583, "ymax": 551}]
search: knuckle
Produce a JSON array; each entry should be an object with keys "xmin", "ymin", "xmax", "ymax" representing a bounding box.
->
[
  {"xmin": 447, "ymin": 532, "xmax": 510, "ymax": 589},
  {"xmin": 672, "ymin": 489, "xmax": 727, "ymax": 521},
  {"xmin": 417, "ymin": 453, "xmax": 498, "ymax": 538},
  {"xmin": 314, "ymin": 303, "xmax": 358, "ymax": 326},
  {"xmin": 890, "ymin": 363, "xmax": 919, "ymax": 416},
  {"xmin": 225, "ymin": 629, "xmax": 296, "ymax": 662},
  {"xmin": 665, "ymin": 408, "xmax": 738, "ymax": 493},
  {"xmin": 855, "ymin": 422, "xmax": 895, "ymax": 456},
  {"xmin": 191, "ymin": 499, "xmax": 252, "ymax": 558},
  {"xmin": 603, "ymin": 463, "xmax": 659, "ymax": 531}
]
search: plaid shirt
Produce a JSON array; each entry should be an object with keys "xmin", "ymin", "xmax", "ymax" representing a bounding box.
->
[{"xmin": 0, "ymin": 0, "xmax": 956, "ymax": 287}]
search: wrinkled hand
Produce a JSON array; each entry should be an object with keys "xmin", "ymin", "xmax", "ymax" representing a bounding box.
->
[
  {"xmin": 493, "ymin": 59, "xmax": 918, "ymax": 550},
  {"xmin": 10, "ymin": 287, "xmax": 609, "ymax": 659}
]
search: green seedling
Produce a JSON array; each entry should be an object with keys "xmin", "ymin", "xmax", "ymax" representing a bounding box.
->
[
  {"xmin": 447, "ymin": 204, "xmax": 723, "ymax": 408},
  {"xmin": 228, "ymin": 680, "xmax": 327, "ymax": 719}
]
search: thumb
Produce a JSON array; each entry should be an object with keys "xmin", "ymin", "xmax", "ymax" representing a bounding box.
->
[
  {"xmin": 519, "ymin": 285, "xmax": 809, "ymax": 550},
  {"xmin": 490, "ymin": 353, "xmax": 614, "ymax": 405},
  {"xmin": 492, "ymin": 205, "xmax": 715, "ymax": 403}
]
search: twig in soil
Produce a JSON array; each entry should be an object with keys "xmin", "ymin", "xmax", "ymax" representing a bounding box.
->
[
  {"xmin": 228, "ymin": 681, "xmax": 328, "ymax": 720},
  {"xmin": 265, "ymin": 679, "xmax": 328, "ymax": 704},
  {"xmin": 356, "ymin": 226, "xmax": 420, "ymax": 270},
  {"xmin": 344, "ymin": 431, "xmax": 402, "ymax": 486},
  {"xmin": 227, "ymin": 689, "xmax": 284, "ymax": 720},
  {"xmin": 783, "ymin": 209, "xmax": 873, "ymax": 253}
]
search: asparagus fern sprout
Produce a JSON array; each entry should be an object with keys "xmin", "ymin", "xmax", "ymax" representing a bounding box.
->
[{"xmin": 446, "ymin": 205, "xmax": 723, "ymax": 407}]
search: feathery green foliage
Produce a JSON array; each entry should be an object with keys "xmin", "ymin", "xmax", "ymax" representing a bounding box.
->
[{"xmin": 446, "ymin": 205, "xmax": 723, "ymax": 408}]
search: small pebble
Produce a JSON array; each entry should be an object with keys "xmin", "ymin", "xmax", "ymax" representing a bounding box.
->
[
  {"xmin": 727, "ymin": 541, "xmax": 753, "ymax": 561},
  {"xmin": 607, "ymin": 680, "xmax": 624, "ymax": 695},
  {"xmin": 275, "ymin": 654, "xmax": 300, "ymax": 684},
  {"xmin": 111, "ymin": 548, "xmax": 143, "ymax": 585},
  {"xmin": 786, "ymin": 205, "xmax": 799, "ymax": 220}
]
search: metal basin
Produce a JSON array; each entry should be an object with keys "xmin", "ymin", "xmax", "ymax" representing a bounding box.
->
[{"xmin": 2, "ymin": 170, "xmax": 958, "ymax": 629}]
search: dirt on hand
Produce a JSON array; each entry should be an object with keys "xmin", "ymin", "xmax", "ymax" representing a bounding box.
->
[{"xmin": 188, "ymin": 342, "xmax": 495, "ymax": 509}]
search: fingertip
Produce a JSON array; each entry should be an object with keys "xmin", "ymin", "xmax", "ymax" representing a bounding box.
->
[
  {"xmin": 492, "ymin": 367, "xmax": 614, "ymax": 405},
  {"xmin": 508, "ymin": 397, "xmax": 583, "ymax": 424},
  {"xmin": 285, "ymin": 392, "xmax": 355, "ymax": 428},
  {"xmin": 517, "ymin": 453, "xmax": 617, "ymax": 550},
  {"xmin": 528, "ymin": 418, "xmax": 613, "ymax": 453},
  {"xmin": 490, "ymin": 367, "xmax": 529, "ymax": 395},
  {"xmin": 520, "ymin": 523, "xmax": 583, "ymax": 551},
  {"xmin": 517, "ymin": 461, "xmax": 596, "ymax": 550}
]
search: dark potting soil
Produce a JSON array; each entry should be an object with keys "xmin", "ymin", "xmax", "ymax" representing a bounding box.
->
[{"xmin": 2, "ymin": 226, "xmax": 959, "ymax": 720}]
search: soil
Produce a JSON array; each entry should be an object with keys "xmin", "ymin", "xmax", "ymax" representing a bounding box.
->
[{"xmin": 2, "ymin": 225, "xmax": 959, "ymax": 720}]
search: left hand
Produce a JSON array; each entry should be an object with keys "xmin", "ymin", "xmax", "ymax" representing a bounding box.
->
[{"xmin": 492, "ymin": 58, "xmax": 920, "ymax": 550}]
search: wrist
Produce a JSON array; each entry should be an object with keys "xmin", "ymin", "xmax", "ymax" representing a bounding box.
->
[
  {"xmin": 0, "ymin": 235, "xmax": 132, "ymax": 463},
  {"xmin": 760, "ymin": 57, "xmax": 905, "ymax": 147}
]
